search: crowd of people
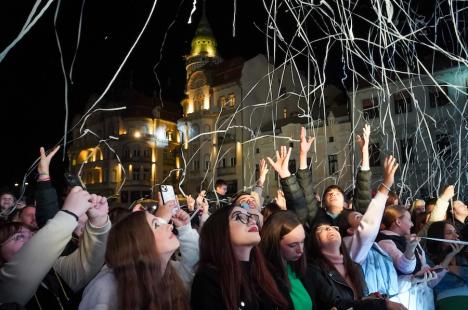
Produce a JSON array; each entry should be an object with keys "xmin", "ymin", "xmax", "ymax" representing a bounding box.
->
[{"xmin": 0, "ymin": 125, "xmax": 467, "ymax": 310}]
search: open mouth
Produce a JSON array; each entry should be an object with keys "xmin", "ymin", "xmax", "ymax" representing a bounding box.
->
[{"xmin": 248, "ymin": 226, "xmax": 259, "ymax": 232}]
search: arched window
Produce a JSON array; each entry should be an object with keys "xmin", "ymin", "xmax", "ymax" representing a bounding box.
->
[
  {"xmin": 228, "ymin": 94, "xmax": 235, "ymax": 107},
  {"xmin": 191, "ymin": 124, "xmax": 200, "ymax": 138},
  {"xmin": 218, "ymin": 96, "xmax": 226, "ymax": 108}
]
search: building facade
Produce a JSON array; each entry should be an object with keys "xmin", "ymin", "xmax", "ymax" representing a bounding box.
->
[
  {"xmin": 69, "ymin": 88, "xmax": 182, "ymax": 207},
  {"xmin": 180, "ymin": 11, "xmax": 353, "ymax": 198},
  {"xmin": 350, "ymin": 66, "xmax": 468, "ymax": 201}
]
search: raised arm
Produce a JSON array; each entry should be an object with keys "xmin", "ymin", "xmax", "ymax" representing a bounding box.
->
[
  {"xmin": 252, "ymin": 159, "xmax": 269, "ymax": 207},
  {"xmin": 347, "ymin": 155, "xmax": 398, "ymax": 264},
  {"xmin": 53, "ymin": 194, "xmax": 111, "ymax": 292},
  {"xmin": 35, "ymin": 146, "xmax": 61, "ymax": 228},
  {"xmin": 0, "ymin": 187, "xmax": 92, "ymax": 305},
  {"xmin": 354, "ymin": 124, "xmax": 373, "ymax": 214},
  {"xmin": 296, "ymin": 127, "xmax": 319, "ymax": 223},
  {"xmin": 269, "ymin": 146, "xmax": 308, "ymax": 223}
]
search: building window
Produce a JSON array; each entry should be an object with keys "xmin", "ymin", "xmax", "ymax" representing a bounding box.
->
[
  {"xmin": 205, "ymin": 154, "xmax": 210, "ymax": 170},
  {"xmin": 256, "ymin": 148, "xmax": 260, "ymax": 154},
  {"xmin": 369, "ymin": 143, "xmax": 381, "ymax": 167},
  {"xmin": 130, "ymin": 191, "xmax": 140, "ymax": 203},
  {"xmin": 307, "ymin": 157, "xmax": 312, "ymax": 167},
  {"xmin": 289, "ymin": 142, "xmax": 294, "ymax": 148},
  {"xmin": 194, "ymin": 160, "xmax": 200, "ymax": 171},
  {"xmin": 133, "ymin": 149, "xmax": 141, "ymax": 157},
  {"xmin": 328, "ymin": 154, "xmax": 338, "ymax": 175},
  {"xmin": 143, "ymin": 167, "xmax": 150, "ymax": 180},
  {"xmin": 228, "ymin": 94, "xmax": 235, "ymax": 107},
  {"xmin": 255, "ymin": 164, "xmax": 260, "ymax": 181},
  {"xmin": 400, "ymin": 138, "xmax": 414, "ymax": 164},
  {"xmin": 166, "ymin": 131, "xmax": 174, "ymax": 141},
  {"xmin": 143, "ymin": 148, "xmax": 151, "ymax": 158},
  {"xmin": 133, "ymin": 166, "xmax": 141, "ymax": 181},
  {"xmin": 362, "ymin": 98, "xmax": 379, "ymax": 119},
  {"xmin": 430, "ymin": 85, "xmax": 449, "ymax": 108},
  {"xmin": 221, "ymin": 158, "xmax": 226, "ymax": 168},
  {"xmin": 283, "ymin": 108, "xmax": 288, "ymax": 118},
  {"xmin": 329, "ymin": 137, "xmax": 334, "ymax": 143},
  {"xmin": 394, "ymin": 93, "xmax": 413, "ymax": 114},
  {"xmin": 219, "ymin": 96, "xmax": 226, "ymax": 108},
  {"xmin": 123, "ymin": 148, "xmax": 130, "ymax": 159},
  {"xmin": 230, "ymin": 157, "xmax": 236, "ymax": 167}
]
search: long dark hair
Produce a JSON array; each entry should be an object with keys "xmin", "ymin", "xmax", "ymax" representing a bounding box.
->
[
  {"xmin": 260, "ymin": 211, "xmax": 306, "ymax": 290},
  {"xmin": 427, "ymin": 221, "xmax": 451, "ymax": 265},
  {"xmin": 198, "ymin": 205, "xmax": 288, "ymax": 310},
  {"xmin": 308, "ymin": 223, "xmax": 365, "ymax": 299},
  {"xmin": 105, "ymin": 211, "xmax": 188, "ymax": 310}
]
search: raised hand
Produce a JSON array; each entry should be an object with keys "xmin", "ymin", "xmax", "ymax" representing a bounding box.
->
[
  {"xmin": 382, "ymin": 155, "xmax": 399, "ymax": 189},
  {"xmin": 404, "ymin": 234, "xmax": 420, "ymax": 260},
  {"xmin": 267, "ymin": 146, "xmax": 292, "ymax": 179},
  {"xmin": 87, "ymin": 194, "xmax": 109, "ymax": 227},
  {"xmin": 172, "ymin": 209, "xmax": 190, "ymax": 227},
  {"xmin": 356, "ymin": 124, "xmax": 370, "ymax": 151},
  {"xmin": 257, "ymin": 159, "xmax": 269, "ymax": 186},
  {"xmin": 440, "ymin": 185, "xmax": 455, "ymax": 202},
  {"xmin": 356, "ymin": 124, "xmax": 370, "ymax": 169},
  {"xmin": 62, "ymin": 186, "xmax": 93, "ymax": 218},
  {"xmin": 299, "ymin": 127, "xmax": 315, "ymax": 155},
  {"xmin": 38, "ymin": 146, "xmax": 60, "ymax": 177},
  {"xmin": 273, "ymin": 189, "xmax": 287, "ymax": 210},
  {"xmin": 196, "ymin": 190, "xmax": 209, "ymax": 214},
  {"xmin": 156, "ymin": 192, "xmax": 177, "ymax": 223},
  {"xmin": 187, "ymin": 195, "xmax": 195, "ymax": 212}
]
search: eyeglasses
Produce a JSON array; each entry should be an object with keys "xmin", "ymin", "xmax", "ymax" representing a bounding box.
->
[
  {"xmin": 315, "ymin": 225, "xmax": 339, "ymax": 234},
  {"xmin": 1, "ymin": 230, "xmax": 33, "ymax": 246},
  {"xmin": 230, "ymin": 211, "xmax": 260, "ymax": 226}
]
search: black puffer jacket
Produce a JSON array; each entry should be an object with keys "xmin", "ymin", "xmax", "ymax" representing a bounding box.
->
[
  {"xmin": 280, "ymin": 169, "xmax": 373, "ymax": 229},
  {"xmin": 303, "ymin": 260, "xmax": 387, "ymax": 310}
]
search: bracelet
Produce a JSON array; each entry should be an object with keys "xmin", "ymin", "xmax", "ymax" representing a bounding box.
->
[
  {"xmin": 61, "ymin": 209, "xmax": 79, "ymax": 222},
  {"xmin": 381, "ymin": 183, "xmax": 391, "ymax": 192},
  {"xmin": 38, "ymin": 172, "xmax": 49, "ymax": 176},
  {"xmin": 37, "ymin": 177, "xmax": 51, "ymax": 182}
]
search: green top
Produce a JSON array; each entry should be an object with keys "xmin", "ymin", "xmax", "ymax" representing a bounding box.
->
[{"xmin": 287, "ymin": 264, "xmax": 313, "ymax": 310}]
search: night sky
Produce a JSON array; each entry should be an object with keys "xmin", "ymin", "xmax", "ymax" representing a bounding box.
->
[{"xmin": 0, "ymin": 0, "xmax": 267, "ymax": 195}]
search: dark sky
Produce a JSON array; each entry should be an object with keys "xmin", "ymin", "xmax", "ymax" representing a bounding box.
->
[{"xmin": 0, "ymin": 0, "xmax": 267, "ymax": 194}]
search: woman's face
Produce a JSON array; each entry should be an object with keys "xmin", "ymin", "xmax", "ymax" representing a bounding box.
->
[
  {"xmin": 145, "ymin": 213, "xmax": 179, "ymax": 257},
  {"xmin": 444, "ymin": 223, "xmax": 459, "ymax": 241},
  {"xmin": 396, "ymin": 211, "xmax": 413, "ymax": 235},
  {"xmin": 229, "ymin": 206, "xmax": 260, "ymax": 247},
  {"xmin": 1, "ymin": 227, "xmax": 33, "ymax": 262},
  {"xmin": 315, "ymin": 224, "xmax": 341, "ymax": 249},
  {"xmin": 280, "ymin": 224, "xmax": 305, "ymax": 262}
]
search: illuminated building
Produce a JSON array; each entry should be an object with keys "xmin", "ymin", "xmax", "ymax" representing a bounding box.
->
[{"xmin": 68, "ymin": 88, "xmax": 181, "ymax": 206}]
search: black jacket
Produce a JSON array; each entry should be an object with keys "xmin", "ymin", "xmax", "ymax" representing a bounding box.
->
[
  {"xmin": 281, "ymin": 169, "xmax": 372, "ymax": 230},
  {"xmin": 191, "ymin": 263, "xmax": 283, "ymax": 310},
  {"xmin": 303, "ymin": 260, "xmax": 387, "ymax": 310}
]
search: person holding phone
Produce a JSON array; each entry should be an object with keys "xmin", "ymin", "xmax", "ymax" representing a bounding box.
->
[
  {"xmin": 80, "ymin": 198, "xmax": 199, "ymax": 309},
  {"xmin": 426, "ymin": 221, "xmax": 468, "ymax": 309}
]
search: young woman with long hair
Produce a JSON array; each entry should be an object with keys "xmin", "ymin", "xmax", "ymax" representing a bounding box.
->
[
  {"xmin": 304, "ymin": 223, "xmax": 406, "ymax": 310},
  {"xmin": 259, "ymin": 210, "xmax": 313, "ymax": 309},
  {"xmin": 191, "ymin": 204, "xmax": 288, "ymax": 310},
  {"xmin": 80, "ymin": 208, "xmax": 199, "ymax": 310}
]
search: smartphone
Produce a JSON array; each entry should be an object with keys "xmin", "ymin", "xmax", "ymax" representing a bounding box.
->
[
  {"xmin": 431, "ymin": 267, "xmax": 445, "ymax": 273},
  {"xmin": 159, "ymin": 184, "xmax": 176, "ymax": 204},
  {"xmin": 64, "ymin": 173, "xmax": 85, "ymax": 189}
]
